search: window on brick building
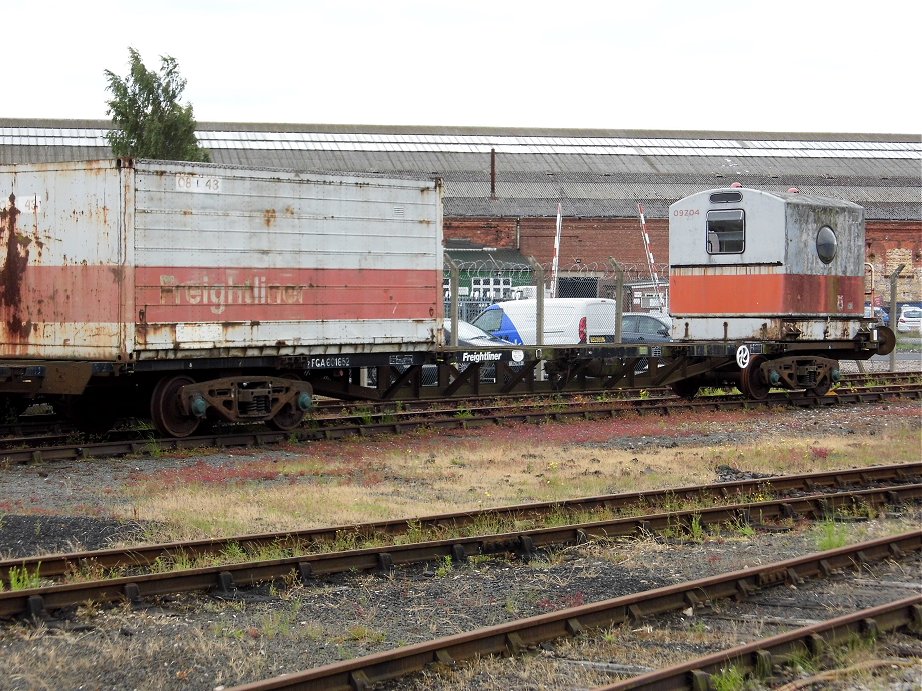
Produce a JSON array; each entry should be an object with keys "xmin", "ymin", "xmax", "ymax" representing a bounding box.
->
[{"xmin": 471, "ymin": 277, "xmax": 511, "ymax": 301}]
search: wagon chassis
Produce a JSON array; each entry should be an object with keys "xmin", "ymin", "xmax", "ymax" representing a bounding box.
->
[
  {"xmin": 283, "ymin": 334, "xmax": 886, "ymax": 402},
  {"xmin": 0, "ymin": 329, "xmax": 889, "ymax": 437}
]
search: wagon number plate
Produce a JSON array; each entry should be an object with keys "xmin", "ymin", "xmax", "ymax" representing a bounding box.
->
[{"xmin": 175, "ymin": 174, "xmax": 222, "ymax": 193}]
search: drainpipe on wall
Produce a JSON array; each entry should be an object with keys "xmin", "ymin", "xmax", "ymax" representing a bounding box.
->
[{"xmin": 490, "ymin": 148, "xmax": 496, "ymax": 199}]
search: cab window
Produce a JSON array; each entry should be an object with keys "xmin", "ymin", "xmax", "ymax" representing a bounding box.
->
[{"xmin": 706, "ymin": 209, "xmax": 745, "ymax": 254}]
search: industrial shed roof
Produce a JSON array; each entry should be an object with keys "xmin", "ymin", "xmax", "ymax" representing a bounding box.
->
[
  {"xmin": 1, "ymin": 119, "xmax": 918, "ymax": 221},
  {"xmin": 444, "ymin": 240, "xmax": 531, "ymax": 271}
]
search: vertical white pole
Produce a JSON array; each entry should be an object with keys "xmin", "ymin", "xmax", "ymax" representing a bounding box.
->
[
  {"xmin": 638, "ymin": 202, "xmax": 665, "ymax": 312},
  {"xmin": 551, "ymin": 202, "xmax": 562, "ymax": 298}
]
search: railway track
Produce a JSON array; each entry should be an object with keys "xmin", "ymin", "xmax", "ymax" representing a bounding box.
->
[
  {"xmin": 1, "ymin": 374, "xmax": 919, "ymax": 466},
  {"xmin": 2, "ymin": 462, "xmax": 919, "ymax": 585},
  {"xmin": 2, "ymin": 371, "xmax": 916, "ymax": 439},
  {"xmin": 3, "ymin": 464, "xmax": 919, "ymax": 688},
  {"xmin": 222, "ymin": 531, "xmax": 922, "ymax": 691},
  {"xmin": 1, "ymin": 480, "xmax": 919, "ymax": 620},
  {"xmin": 596, "ymin": 595, "xmax": 922, "ymax": 690}
]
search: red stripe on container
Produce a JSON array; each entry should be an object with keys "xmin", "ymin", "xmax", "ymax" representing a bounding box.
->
[
  {"xmin": 138, "ymin": 266, "xmax": 440, "ymax": 321},
  {"xmin": 670, "ymin": 273, "xmax": 865, "ymax": 314},
  {"xmin": 2, "ymin": 265, "xmax": 441, "ymax": 323}
]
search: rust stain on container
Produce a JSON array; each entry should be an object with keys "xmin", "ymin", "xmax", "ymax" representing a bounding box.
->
[
  {"xmin": 0, "ymin": 193, "xmax": 33, "ymax": 337},
  {"xmin": 263, "ymin": 208, "xmax": 277, "ymax": 227}
]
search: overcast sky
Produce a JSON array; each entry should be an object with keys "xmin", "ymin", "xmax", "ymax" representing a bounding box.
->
[{"xmin": 7, "ymin": 1, "xmax": 919, "ymax": 135}]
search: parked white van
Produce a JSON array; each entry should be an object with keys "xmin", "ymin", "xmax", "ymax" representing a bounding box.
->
[{"xmin": 471, "ymin": 298, "xmax": 618, "ymax": 345}]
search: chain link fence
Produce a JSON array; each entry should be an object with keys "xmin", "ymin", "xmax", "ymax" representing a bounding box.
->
[
  {"xmin": 443, "ymin": 256, "xmax": 669, "ymax": 327},
  {"xmin": 443, "ymin": 256, "xmax": 671, "ymax": 348}
]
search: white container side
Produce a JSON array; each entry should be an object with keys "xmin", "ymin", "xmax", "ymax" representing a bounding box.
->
[{"xmin": 0, "ymin": 159, "xmax": 443, "ymax": 361}]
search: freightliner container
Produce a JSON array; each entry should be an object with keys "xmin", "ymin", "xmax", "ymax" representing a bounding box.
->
[{"xmin": 0, "ymin": 159, "xmax": 443, "ymax": 362}]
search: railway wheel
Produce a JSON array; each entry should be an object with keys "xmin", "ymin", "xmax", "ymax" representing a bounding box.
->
[
  {"xmin": 739, "ymin": 355, "xmax": 771, "ymax": 400},
  {"xmin": 150, "ymin": 375, "xmax": 200, "ymax": 438},
  {"xmin": 266, "ymin": 375, "xmax": 310, "ymax": 432},
  {"xmin": 670, "ymin": 378, "xmax": 700, "ymax": 400}
]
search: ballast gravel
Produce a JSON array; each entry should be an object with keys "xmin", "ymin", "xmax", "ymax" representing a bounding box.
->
[
  {"xmin": 0, "ymin": 395, "xmax": 919, "ymax": 689},
  {"xmin": 1, "ymin": 517, "xmax": 919, "ymax": 690}
]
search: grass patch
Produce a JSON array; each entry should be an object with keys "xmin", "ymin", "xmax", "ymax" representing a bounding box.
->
[
  {"xmin": 5, "ymin": 563, "xmax": 43, "ymax": 591},
  {"xmin": 102, "ymin": 405, "xmax": 920, "ymax": 547},
  {"xmin": 816, "ymin": 518, "xmax": 849, "ymax": 550}
]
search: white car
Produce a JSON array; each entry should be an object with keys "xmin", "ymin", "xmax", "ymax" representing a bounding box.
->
[
  {"xmin": 896, "ymin": 307, "xmax": 922, "ymax": 334},
  {"xmin": 471, "ymin": 298, "xmax": 619, "ymax": 345}
]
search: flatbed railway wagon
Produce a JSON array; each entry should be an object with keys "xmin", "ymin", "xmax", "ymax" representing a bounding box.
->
[
  {"xmin": 0, "ymin": 159, "xmax": 443, "ymax": 436},
  {"xmin": 532, "ymin": 186, "xmax": 894, "ymax": 399}
]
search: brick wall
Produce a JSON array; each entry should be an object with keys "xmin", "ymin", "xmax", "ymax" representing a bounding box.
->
[
  {"xmin": 444, "ymin": 216, "xmax": 922, "ymax": 300},
  {"xmin": 444, "ymin": 217, "xmax": 668, "ymax": 274},
  {"xmin": 443, "ymin": 219, "xmax": 519, "ymax": 249},
  {"xmin": 864, "ymin": 221, "xmax": 922, "ymax": 302}
]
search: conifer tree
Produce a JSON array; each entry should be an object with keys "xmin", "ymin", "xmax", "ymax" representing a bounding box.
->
[{"xmin": 105, "ymin": 47, "xmax": 209, "ymax": 162}]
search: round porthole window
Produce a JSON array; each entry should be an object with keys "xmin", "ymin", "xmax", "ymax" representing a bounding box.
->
[{"xmin": 816, "ymin": 226, "xmax": 837, "ymax": 264}]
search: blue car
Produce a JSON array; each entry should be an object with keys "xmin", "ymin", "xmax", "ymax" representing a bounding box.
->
[{"xmin": 864, "ymin": 304, "xmax": 889, "ymax": 327}]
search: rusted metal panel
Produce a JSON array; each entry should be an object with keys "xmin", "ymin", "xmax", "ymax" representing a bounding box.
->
[
  {"xmin": 0, "ymin": 160, "xmax": 129, "ymax": 359},
  {"xmin": 670, "ymin": 315, "xmax": 867, "ymax": 341},
  {"xmin": 0, "ymin": 160, "xmax": 443, "ymax": 362}
]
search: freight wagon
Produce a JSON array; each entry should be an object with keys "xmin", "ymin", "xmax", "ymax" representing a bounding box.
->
[{"xmin": 0, "ymin": 159, "xmax": 443, "ymax": 435}]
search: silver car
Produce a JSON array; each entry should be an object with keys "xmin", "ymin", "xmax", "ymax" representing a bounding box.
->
[{"xmin": 896, "ymin": 306, "xmax": 922, "ymax": 334}]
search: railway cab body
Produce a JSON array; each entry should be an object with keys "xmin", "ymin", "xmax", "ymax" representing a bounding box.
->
[{"xmin": 669, "ymin": 187, "xmax": 867, "ymax": 342}]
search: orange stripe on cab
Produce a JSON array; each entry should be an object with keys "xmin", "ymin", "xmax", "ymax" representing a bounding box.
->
[{"xmin": 670, "ymin": 273, "xmax": 865, "ymax": 314}]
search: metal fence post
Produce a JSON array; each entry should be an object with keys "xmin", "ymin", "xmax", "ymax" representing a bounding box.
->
[
  {"xmin": 609, "ymin": 258, "xmax": 625, "ymax": 343},
  {"xmin": 889, "ymin": 263, "xmax": 905, "ymax": 372},
  {"xmin": 445, "ymin": 254, "xmax": 460, "ymax": 346},
  {"xmin": 528, "ymin": 257, "xmax": 545, "ymax": 347},
  {"xmin": 527, "ymin": 258, "xmax": 546, "ymax": 380}
]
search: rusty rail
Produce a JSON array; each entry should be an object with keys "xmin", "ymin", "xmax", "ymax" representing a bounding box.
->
[
  {"xmin": 596, "ymin": 594, "xmax": 922, "ymax": 690},
  {"xmin": 2, "ymin": 485, "xmax": 920, "ymax": 619},
  {"xmin": 1, "ymin": 379, "xmax": 919, "ymax": 464},
  {"xmin": 223, "ymin": 531, "xmax": 922, "ymax": 691}
]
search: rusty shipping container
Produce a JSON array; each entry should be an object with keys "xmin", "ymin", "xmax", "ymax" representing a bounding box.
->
[{"xmin": 0, "ymin": 159, "xmax": 444, "ymax": 362}]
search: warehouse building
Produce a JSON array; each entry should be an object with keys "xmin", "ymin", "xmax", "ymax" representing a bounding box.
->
[{"xmin": 2, "ymin": 120, "xmax": 919, "ymax": 305}]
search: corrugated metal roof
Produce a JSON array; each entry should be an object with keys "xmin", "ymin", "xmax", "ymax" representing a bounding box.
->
[
  {"xmin": 4, "ymin": 125, "xmax": 917, "ymax": 159},
  {"xmin": 444, "ymin": 242, "xmax": 531, "ymax": 270},
  {"xmin": 0, "ymin": 119, "xmax": 918, "ymax": 221}
]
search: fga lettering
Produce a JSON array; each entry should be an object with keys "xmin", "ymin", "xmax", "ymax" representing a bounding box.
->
[{"xmin": 159, "ymin": 274, "xmax": 305, "ymax": 315}]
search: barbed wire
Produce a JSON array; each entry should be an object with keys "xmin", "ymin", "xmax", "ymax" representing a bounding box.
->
[{"xmin": 445, "ymin": 259, "xmax": 669, "ymax": 281}]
